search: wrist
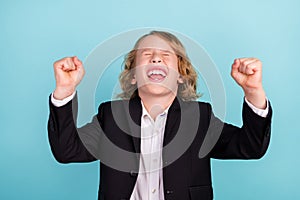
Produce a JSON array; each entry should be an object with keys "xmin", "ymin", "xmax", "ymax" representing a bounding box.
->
[
  {"xmin": 53, "ymin": 86, "xmax": 75, "ymax": 100},
  {"xmin": 244, "ymin": 87, "xmax": 267, "ymax": 109}
]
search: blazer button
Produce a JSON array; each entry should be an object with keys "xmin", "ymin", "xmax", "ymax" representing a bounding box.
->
[
  {"xmin": 130, "ymin": 170, "xmax": 137, "ymax": 177},
  {"xmin": 166, "ymin": 190, "xmax": 173, "ymax": 194}
]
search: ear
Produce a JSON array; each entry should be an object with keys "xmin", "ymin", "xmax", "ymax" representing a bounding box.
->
[
  {"xmin": 131, "ymin": 75, "xmax": 137, "ymax": 84},
  {"xmin": 177, "ymin": 75, "xmax": 184, "ymax": 84}
]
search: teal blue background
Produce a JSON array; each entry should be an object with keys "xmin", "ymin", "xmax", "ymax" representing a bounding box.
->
[{"xmin": 1, "ymin": 0, "xmax": 299, "ymax": 199}]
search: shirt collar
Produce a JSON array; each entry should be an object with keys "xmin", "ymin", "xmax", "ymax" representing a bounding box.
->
[{"xmin": 140, "ymin": 100, "xmax": 171, "ymax": 120}]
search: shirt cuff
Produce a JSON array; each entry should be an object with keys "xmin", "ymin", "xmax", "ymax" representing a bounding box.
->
[
  {"xmin": 51, "ymin": 91, "xmax": 76, "ymax": 107},
  {"xmin": 244, "ymin": 97, "xmax": 269, "ymax": 118}
]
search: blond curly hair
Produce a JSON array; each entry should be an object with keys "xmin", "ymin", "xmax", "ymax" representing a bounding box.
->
[{"xmin": 118, "ymin": 30, "xmax": 200, "ymax": 101}]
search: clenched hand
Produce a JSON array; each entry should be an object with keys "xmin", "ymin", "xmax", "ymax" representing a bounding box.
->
[{"xmin": 53, "ymin": 56, "xmax": 85, "ymax": 100}]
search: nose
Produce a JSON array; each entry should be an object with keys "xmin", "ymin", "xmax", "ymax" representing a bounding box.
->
[{"xmin": 150, "ymin": 52, "xmax": 162, "ymax": 63}]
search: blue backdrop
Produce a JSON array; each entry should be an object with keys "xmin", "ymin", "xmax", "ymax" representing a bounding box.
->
[{"xmin": 1, "ymin": 0, "xmax": 299, "ymax": 199}]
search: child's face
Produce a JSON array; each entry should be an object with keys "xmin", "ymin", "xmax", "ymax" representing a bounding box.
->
[{"xmin": 132, "ymin": 35, "xmax": 182, "ymax": 98}]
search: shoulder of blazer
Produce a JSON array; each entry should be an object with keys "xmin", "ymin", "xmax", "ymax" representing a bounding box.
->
[
  {"xmin": 179, "ymin": 100, "xmax": 212, "ymax": 115},
  {"xmin": 169, "ymin": 99, "xmax": 213, "ymax": 129},
  {"xmin": 96, "ymin": 97, "xmax": 142, "ymax": 126},
  {"xmin": 181, "ymin": 100, "xmax": 214, "ymax": 132}
]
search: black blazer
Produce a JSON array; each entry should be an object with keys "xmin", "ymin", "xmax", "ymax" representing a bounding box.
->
[{"xmin": 48, "ymin": 95, "xmax": 272, "ymax": 200}]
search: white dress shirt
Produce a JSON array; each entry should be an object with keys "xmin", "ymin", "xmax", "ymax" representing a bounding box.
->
[
  {"xmin": 51, "ymin": 92, "xmax": 269, "ymax": 200},
  {"xmin": 129, "ymin": 101, "xmax": 169, "ymax": 200}
]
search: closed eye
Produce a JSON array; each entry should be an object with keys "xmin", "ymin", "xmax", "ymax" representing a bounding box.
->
[
  {"xmin": 160, "ymin": 50, "xmax": 173, "ymax": 56},
  {"xmin": 143, "ymin": 51, "xmax": 152, "ymax": 56}
]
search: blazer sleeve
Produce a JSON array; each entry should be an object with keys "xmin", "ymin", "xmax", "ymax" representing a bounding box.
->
[
  {"xmin": 47, "ymin": 94, "xmax": 98, "ymax": 163},
  {"xmin": 209, "ymin": 100, "xmax": 272, "ymax": 159}
]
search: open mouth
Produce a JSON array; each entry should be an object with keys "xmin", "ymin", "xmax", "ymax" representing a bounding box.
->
[{"xmin": 146, "ymin": 65, "xmax": 168, "ymax": 82}]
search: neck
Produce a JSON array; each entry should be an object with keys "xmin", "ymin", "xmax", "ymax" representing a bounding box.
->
[{"xmin": 139, "ymin": 92, "xmax": 176, "ymax": 120}]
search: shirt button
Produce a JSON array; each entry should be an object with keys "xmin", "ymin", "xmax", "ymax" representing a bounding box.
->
[
  {"xmin": 152, "ymin": 189, "xmax": 156, "ymax": 193},
  {"xmin": 130, "ymin": 170, "xmax": 137, "ymax": 177}
]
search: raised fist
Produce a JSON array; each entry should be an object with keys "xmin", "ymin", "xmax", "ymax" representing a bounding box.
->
[
  {"xmin": 53, "ymin": 56, "xmax": 85, "ymax": 100},
  {"xmin": 231, "ymin": 58, "xmax": 266, "ymax": 109}
]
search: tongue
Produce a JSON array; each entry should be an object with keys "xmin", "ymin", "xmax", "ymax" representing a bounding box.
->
[{"xmin": 149, "ymin": 74, "xmax": 165, "ymax": 81}]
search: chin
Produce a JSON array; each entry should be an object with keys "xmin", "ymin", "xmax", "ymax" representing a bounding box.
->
[{"xmin": 140, "ymin": 85, "xmax": 177, "ymax": 97}]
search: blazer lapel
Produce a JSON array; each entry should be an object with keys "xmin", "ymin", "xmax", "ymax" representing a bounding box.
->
[
  {"xmin": 126, "ymin": 96, "xmax": 142, "ymax": 153},
  {"xmin": 163, "ymin": 97, "xmax": 181, "ymax": 146}
]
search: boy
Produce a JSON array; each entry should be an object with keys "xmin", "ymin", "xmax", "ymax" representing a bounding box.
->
[{"xmin": 48, "ymin": 31, "xmax": 272, "ymax": 200}]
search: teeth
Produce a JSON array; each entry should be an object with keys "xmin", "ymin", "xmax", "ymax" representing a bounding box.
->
[{"xmin": 147, "ymin": 70, "xmax": 166, "ymax": 77}]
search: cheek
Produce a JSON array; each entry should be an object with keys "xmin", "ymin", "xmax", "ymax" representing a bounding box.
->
[
  {"xmin": 166, "ymin": 56, "xmax": 178, "ymax": 68},
  {"xmin": 168, "ymin": 59, "xmax": 179, "ymax": 72},
  {"xmin": 134, "ymin": 67, "xmax": 147, "ymax": 83},
  {"xmin": 135, "ymin": 57, "xmax": 147, "ymax": 66}
]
